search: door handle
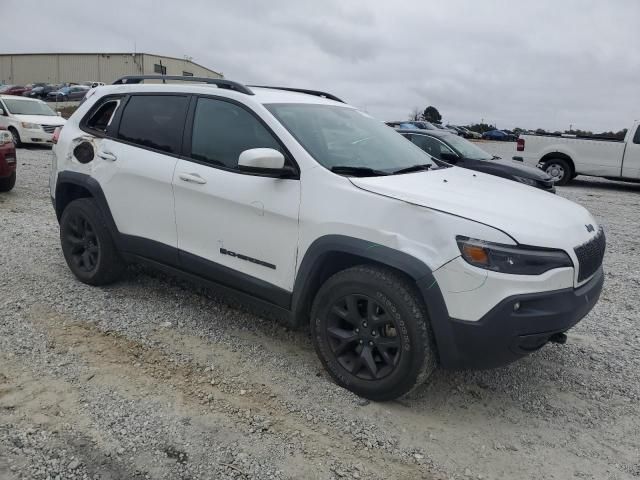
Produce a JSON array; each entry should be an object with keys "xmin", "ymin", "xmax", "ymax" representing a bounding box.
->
[
  {"xmin": 178, "ymin": 172, "xmax": 207, "ymax": 185},
  {"xmin": 97, "ymin": 150, "xmax": 117, "ymax": 161}
]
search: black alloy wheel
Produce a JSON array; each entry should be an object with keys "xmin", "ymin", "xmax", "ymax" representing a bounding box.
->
[
  {"xmin": 327, "ymin": 294, "xmax": 401, "ymax": 380},
  {"xmin": 63, "ymin": 214, "xmax": 100, "ymax": 273}
]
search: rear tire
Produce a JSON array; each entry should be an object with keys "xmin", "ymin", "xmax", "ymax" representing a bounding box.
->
[
  {"xmin": 310, "ymin": 265, "xmax": 437, "ymax": 401},
  {"xmin": 543, "ymin": 158, "xmax": 573, "ymax": 186},
  {"xmin": 0, "ymin": 172, "xmax": 16, "ymax": 192},
  {"xmin": 60, "ymin": 198, "xmax": 125, "ymax": 285}
]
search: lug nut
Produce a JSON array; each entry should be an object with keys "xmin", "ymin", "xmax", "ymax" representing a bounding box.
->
[
  {"xmin": 371, "ymin": 330, "xmax": 377, "ymax": 336},
  {"xmin": 359, "ymin": 340, "xmax": 363, "ymax": 344},
  {"xmin": 368, "ymin": 341, "xmax": 374, "ymax": 346},
  {"xmin": 362, "ymin": 322, "xmax": 368, "ymax": 328},
  {"xmin": 355, "ymin": 328, "xmax": 360, "ymax": 333}
]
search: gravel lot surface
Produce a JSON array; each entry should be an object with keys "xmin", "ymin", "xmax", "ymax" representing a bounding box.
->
[{"xmin": 1, "ymin": 145, "xmax": 639, "ymax": 480}]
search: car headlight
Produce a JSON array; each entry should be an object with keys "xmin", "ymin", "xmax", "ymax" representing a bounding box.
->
[
  {"xmin": 21, "ymin": 122, "xmax": 41, "ymax": 130},
  {"xmin": 513, "ymin": 176, "xmax": 538, "ymax": 187},
  {"xmin": 456, "ymin": 236, "xmax": 572, "ymax": 275}
]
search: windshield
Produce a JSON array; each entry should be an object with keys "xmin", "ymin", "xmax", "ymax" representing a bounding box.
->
[
  {"xmin": 266, "ymin": 104, "xmax": 438, "ymax": 174},
  {"xmin": 3, "ymin": 99, "xmax": 56, "ymax": 116},
  {"xmin": 441, "ymin": 133, "xmax": 493, "ymax": 160}
]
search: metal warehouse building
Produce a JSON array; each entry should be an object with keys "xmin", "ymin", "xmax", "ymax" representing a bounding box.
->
[{"xmin": 0, "ymin": 53, "xmax": 223, "ymax": 85}]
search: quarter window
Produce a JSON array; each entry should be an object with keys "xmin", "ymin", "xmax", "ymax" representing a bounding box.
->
[
  {"xmin": 86, "ymin": 99, "xmax": 121, "ymax": 133},
  {"xmin": 190, "ymin": 97, "xmax": 282, "ymax": 169},
  {"xmin": 118, "ymin": 95, "xmax": 189, "ymax": 154}
]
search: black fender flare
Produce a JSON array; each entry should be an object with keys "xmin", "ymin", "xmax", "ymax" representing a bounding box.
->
[
  {"xmin": 55, "ymin": 171, "xmax": 120, "ymax": 242},
  {"xmin": 291, "ymin": 235, "xmax": 458, "ymax": 365}
]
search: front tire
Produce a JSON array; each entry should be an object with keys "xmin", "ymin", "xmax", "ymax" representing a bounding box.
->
[
  {"xmin": 9, "ymin": 128, "xmax": 21, "ymax": 148},
  {"xmin": 543, "ymin": 158, "xmax": 573, "ymax": 186},
  {"xmin": 60, "ymin": 198, "xmax": 125, "ymax": 285},
  {"xmin": 0, "ymin": 172, "xmax": 16, "ymax": 192},
  {"xmin": 311, "ymin": 265, "xmax": 437, "ymax": 401}
]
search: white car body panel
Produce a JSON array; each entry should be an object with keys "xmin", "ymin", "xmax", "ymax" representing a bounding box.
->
[
  {"xmin": 519, "ymin": 121, "xmax": 640, "ymax": 180},
  {"xmin": 434, "ymin": 258, "xmax": 574, "ymax": 320},
  {"xmin": 173, "ymin": 159, "xmax": 301, "ymax": 291},
  {"xmin": 349, "ymin": 167, "xmax": 598, "ymax": 286}
]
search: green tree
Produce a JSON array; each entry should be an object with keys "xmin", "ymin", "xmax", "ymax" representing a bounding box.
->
[{"xmin": 423, "ymin": 106, "xmax": 442, "ymax": 124}]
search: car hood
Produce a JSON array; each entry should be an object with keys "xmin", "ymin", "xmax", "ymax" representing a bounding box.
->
[
  {"xmin": 473, "ymin": 157, "xmax": 551, "ymax": 181},
  {"xmin": 349, "ymin": 166, "xmax": 598, "ymax": 250},
  {"xmin": 13, "ymin": 114, "xmax": 66, "ymax": 126}
]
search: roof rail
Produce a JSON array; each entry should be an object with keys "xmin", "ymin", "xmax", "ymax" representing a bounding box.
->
[
  {"xmin": 248, "ymin": 85, "xmax": 344, "ymax": 103},
  {"xmin": 112, "ymin": 75, "xmax": 254, "ymax": 95}
]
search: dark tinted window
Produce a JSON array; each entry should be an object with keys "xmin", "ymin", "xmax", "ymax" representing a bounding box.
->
[
  {"xmin": 118, "ymin": 95, "xmax": 189, "ymax": 154},
  {"xmin": 634, "ymin": 127, "xmax": 640, "ymax": 144},
  {"xmin": 410, "ymin": 135, "xmax": 441, "ymax": 157},
  {"xmin": 191, "ymin": 97, "xmax": 281, "ymax": 169},
  {"xmin": 86, "ymin": 99, "xmax": 120, "ymax": 133}
]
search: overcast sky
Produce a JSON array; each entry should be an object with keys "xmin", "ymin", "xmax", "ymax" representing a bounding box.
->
[{"xmin": 4, "ymin": 0, "xmax": 639, "ymax": 132}]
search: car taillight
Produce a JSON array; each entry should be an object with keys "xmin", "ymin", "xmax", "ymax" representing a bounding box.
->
[
  {"xmin": 52, "ymin": 127, "xmax": 62, "ymax": 144},
  {"xmin": 516, "ymin": 138, "xmax": 525, "ymax": 151},
  {"xmin": 0, "ymin": 131, "xmax": 12, "ymax": 145}
]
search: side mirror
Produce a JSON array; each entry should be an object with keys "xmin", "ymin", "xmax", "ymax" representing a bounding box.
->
[
  {"xmin": 440, "ymin": 152, "xmax": 460, "ymax": 163},
  {"xmin": 57, "ymin": 112, "xmax": 62, "ymax": 117},
  {"xmin": 0, "ymin": 109, "xmax": 4, "ymax": 116},
  {"xmin": 238, "ymin": 148, "xmax": 295, "ymax": 177}
]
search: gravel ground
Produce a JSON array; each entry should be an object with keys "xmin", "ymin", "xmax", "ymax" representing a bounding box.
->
[{"xmin": 1, "ymin": 145, "xmax": 639, "ymax": 480}]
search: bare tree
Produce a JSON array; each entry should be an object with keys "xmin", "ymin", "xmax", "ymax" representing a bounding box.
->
[{"xmin": 409, "ymin": 107, "xmax": 423, "ymax": 121}]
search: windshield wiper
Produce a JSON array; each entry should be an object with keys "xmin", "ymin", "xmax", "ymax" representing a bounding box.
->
[
  {"xmin": 330, "ymin": 166, "xmax": 389, "ymax": 177},
  {"xmin": 391, "ymin": 164, "xmax": 433, "ymax": 175},
  {"xmin": 492, "ymin": 155, "xmax": 502, "ymax": 160}
]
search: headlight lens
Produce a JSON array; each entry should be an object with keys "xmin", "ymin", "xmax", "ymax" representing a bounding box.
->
[
  {"xmin": 0, "ymin": 131, "xmax": 12, "ymax": 145},
  {"xmin": 21, "ymin": 122, "xmax": 41, "ymax": 130},
  {"xmin": 456, "ymin": 236, "xmax": 572, "ymax": 275},
  {"xmin": 513, "ymin": 176, "xmax": 538, "ymax": 187}
]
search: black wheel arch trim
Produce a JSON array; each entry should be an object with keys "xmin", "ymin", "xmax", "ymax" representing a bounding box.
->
[
  {"xmin": 55, "ymin": 171, "xmax": 119, "ymax": 233},
  {"xmin": 291, "ymin": 235, "xmax": 455, "ymax": 365}
]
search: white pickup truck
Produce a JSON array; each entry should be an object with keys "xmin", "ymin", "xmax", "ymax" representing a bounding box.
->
[{"xmin": 514, "ymin": 120, "xmax": 640, "ymax": 185}]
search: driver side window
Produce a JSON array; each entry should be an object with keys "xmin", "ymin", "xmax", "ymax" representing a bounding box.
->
[{"xmin": 190, "ymin": 97, "xmax": 283, "ymax": 170}]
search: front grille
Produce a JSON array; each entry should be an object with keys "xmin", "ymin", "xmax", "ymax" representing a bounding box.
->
[
  {"xmin": 574, "ymin": 227, "xmax": 606, "ymax": 282},
  {"xmin": 41, "ymin": 125, "xmax": 57, "ymax": 134}
]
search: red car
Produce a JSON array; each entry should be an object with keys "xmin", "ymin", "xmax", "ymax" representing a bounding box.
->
[
  {"xmin": 0, "ymin": 85, "xmax": 30, "ymax": 96},
  {"xmin": 0, "ymin": 128, "xmax": 16, "ymax": 192}
]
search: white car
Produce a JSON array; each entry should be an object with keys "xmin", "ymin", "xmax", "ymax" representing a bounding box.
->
[
  {"xmin": 50, "ymin": 76, "xmax": 605, "ymax": 400},
  {"xmin": 0, "ymin": 95, "xmax": 66, "ymax": 147},
  {"xmin": 515, "ymin": 122, "xmax": 640, "ymax": 185}
]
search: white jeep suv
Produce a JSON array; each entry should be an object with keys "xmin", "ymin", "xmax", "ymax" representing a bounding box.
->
[{"xmin": 50, "ymin": 76, "xmax": 605, "ymax": 400}]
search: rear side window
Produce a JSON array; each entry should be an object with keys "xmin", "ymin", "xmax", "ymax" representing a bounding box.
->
[
  {"xmin": 86, "ymin": 99, "xmax": 121, "ymax": 133},
  {"xmin": 190, "ymin": 97, "xmax": 281, "ymax": 169},
  {"xmin": 634, "ymin": 127, "xmax": 640, "ymax": 144},
  {"xmin": 118, "ymin": 95, "xmax": 189, "ymax": 154}
]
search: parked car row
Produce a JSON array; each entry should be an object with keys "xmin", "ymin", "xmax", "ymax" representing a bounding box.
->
[{"xmin": 0, "ymin": 81, "xmax": 104, "ymax": 101}]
